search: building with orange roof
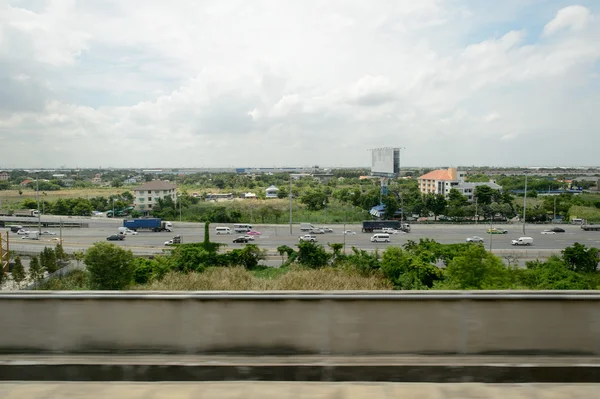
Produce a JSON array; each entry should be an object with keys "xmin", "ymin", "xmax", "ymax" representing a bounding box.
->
[
  {"xmin": 417, "ymin": 167, "xmax": 502, "ymax": 202},
  {"xmin": 417, "ymin": 168, "xmax": 465, "ymax": 195}
]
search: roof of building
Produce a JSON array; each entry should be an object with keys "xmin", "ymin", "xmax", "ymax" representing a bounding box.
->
[
  {"xmin": 266, "ymin": 185, "xmax": 279, "ymax": 191},
  {"xmin": 134, "ymin": 180, "xmax": 177, "ymax": 191},
  {"xmin": 418, "ymin": 169, "xmax": 454, "ymax": 181}
]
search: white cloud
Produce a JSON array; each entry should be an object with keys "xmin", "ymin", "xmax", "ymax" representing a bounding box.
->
[
  {"xmin": 0, "ymin": 1, "xmax": 599, "ymax": 168},
  {"xmin": 543, "ymin": 5, "xmax": 592, "ymax": 36}
]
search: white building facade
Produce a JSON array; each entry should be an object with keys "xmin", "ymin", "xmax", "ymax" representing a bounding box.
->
[{"xmin": 133, "ymin": 181, "xmax": 177, "ymax": 214}]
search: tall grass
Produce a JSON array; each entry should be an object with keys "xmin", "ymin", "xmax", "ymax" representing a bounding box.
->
[{"xmin": 137, "ymin": 267, "xmax": 392, "ymax": 291}]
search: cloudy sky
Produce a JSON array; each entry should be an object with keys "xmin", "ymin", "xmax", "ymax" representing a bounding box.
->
[{"xmin": 1, "ymin": 0, "xmax": 599, "ymax": 169}]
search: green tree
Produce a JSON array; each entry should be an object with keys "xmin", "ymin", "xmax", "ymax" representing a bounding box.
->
[
  {"xmin": 11, "ymin": 256, "xmax": 26, "ymax": 288},
  {"xmin": 54, "ymin": 244, "xmax": 69, "ymax": 268},
  {"xmin": 277, "ymin": 245, "xmax": 294, "ymax": 265},
  {"xmin": 561, "ymin": 243, "xmax": 600, "ymax": 273},
  {"xmin": 300, "ymin": 190, "xmax": 328, "ymax": 211},
  {"xmin": 84, "ymin": 242, "xmax": 135, "ymax": 290},
  {"xmin": 380, "ymin": 247, "xmax": 443, "ymax": 289},
  {"xmin": 40, "ymin": 246, "xmax": 58, "ymax": 273},
  {"xmin": 28, "ymin": 255, "xmax": 45, "ymax": 284},
  {"xmin": 473, "ymin": 185, "xmax": 496, "ymax": 206},
  {"xmin": 382, "ymin": 195, "xmax": 399, "ymax": 220},
  {"xmin": 519, "ymin": 256, "xmax": 591, "ymax": 290},
  {"xmin": 111, "ymin": 178, "xmax": 124, "ymax": 188},
  {"xmin": 443, "ymin": 245, "xmax": 510, "ymax": 289},
  {"xmin": 424, "ymin": 193, "xmax": 447, "ymax": 220},
  {"xmin": 296, "ymin": 241, "xmax": 331, "ymax": 268}
]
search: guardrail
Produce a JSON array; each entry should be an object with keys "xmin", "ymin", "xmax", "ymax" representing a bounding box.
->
[{"xmin": 1, "ymin": 291, "xmax": 600, "ymax": 355}]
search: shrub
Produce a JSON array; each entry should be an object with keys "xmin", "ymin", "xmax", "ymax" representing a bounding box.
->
[
  {"xmin": 84, "ymin": 242, "xmax": 135, "ymax": 290},
  {"xmin": 296, "ymin": 241, "xmax": 332, "ymax": 269}
]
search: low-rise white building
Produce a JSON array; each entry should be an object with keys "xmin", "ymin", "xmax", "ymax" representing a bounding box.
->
[
  {"xmin": 417, "ymin": 168, "xmax": 501, "ymax": 202},
  {"xmin": 133, "ymin": 180, "xmax": 177, "ymax": 214},
  {"xmin": 265, "ymin": 185, "xmax": 279, "ymax": 198}
]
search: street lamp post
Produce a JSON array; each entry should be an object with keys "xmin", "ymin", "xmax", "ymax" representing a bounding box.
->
[
  {"xmin": 289, "ymin": 175, "xmax": 293, "ymax": 235},
  {"xmin": 522, "ymin": 174, "xmax": 528, "ymax": 235},
  {"xmin": 36, "ymin": 172, "xmax": 41, "ymax": 234}
]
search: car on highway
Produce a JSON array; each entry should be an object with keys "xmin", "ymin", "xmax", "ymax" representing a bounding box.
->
[
  {"xmin": 549, "ymin": 227, "xmax": 565, "ymax": 233},
  {"xmin": 243, "ymin": 235, "xmax": 255, "ymax": 241},
  {"xmin": 541, "ymin": 230, "xmax": 556, "ymax": 235},
  {"xmin": 41, "ymin": 231, "xmax": 57, "ymax": 235},
  {"xmin": 247, "ymin": 230, "xmax": 262, "ymax": 235},
  {"xmin": 106, "ymin": 234, "xmax": 125, "ymax": 241},
  {"xmin": 310, "ymin": 228, "xmax": 325, "ymax": 234},
  {"xmin": 466, "ymin": 236, "xmax": 484, "ymax": 243},
  {"xmin": 16, "ymin": 229, "xmax": 30, "ymax": 235},
  {"xmin": 382, "ymin": 228, "xmax": 406, "ymax": 235},
  {"xmin": 233, "ymin": 236, "xmax": 250, "ymax": 243},
  {"xmin": 299, "ymin": 234, "xmax": 317, "ymax": 242},
  {"xmin": 120, "ymin": 229, "xmax": 138, "ymax": 235},
  {"xmin": 344, "ymin": 230, "xmax": 356, "ymax": 235},
  {"xmin": 321, "ymin": 227, "xmax": 334, "ymax": 233},
  {"xmin": 487, "ymin": 228, "xmax": 508, "ymax": 234}
]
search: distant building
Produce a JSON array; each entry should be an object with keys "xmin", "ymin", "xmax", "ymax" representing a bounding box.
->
[
  {"xmin": 417, "ymin": 168, "xmax": 500, "ymax": 202},
  {"xmin": 133, "ymin": 180, "xmax": 177, "ymax": 214},
  {"xmin": 242, "ymin": 192, "xmax": 257, "ymax": 199},
  {"xmin": 124, "ymin": 177, "xmax": 138, "ymax": 184},
  {"xmin": 91, "ymin": 173, "xmax": 102, "ymax": 185},
  {"xmin": 265, "ymin": 185, "xmax": 279, "ymax": 198},
  {"xmin": 0, "ymin": 171, "xmax": 9, "ymax": 181},
  {"xmin": 205, "ymin": 193, "xmax": 234, "ymax": 201},
  {"xmin": 20, "ymin": 179, "xmax": 32, "ymax": 186}
]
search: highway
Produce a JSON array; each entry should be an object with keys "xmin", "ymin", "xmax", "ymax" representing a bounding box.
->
[{"xmin": 3, "ymin": 217, "xmax": 600, "ymax": 260}]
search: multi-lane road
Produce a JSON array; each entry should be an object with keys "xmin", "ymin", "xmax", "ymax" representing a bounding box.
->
[{"xmin": 3, "ymin": 217, "xmax": 600, "ymax": 259}]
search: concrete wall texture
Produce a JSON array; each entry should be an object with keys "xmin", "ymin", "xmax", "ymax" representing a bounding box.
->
[{"xmin": 2, "ymin": 291, "xmax": 600, "ymax": 355}]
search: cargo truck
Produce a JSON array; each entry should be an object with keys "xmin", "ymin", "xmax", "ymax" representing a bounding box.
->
[
  {"xmin": 362, "ymin": 220, "xmax": 410, "ymax": 233},
  {"xmin": 123, "ymin": 218, "xmax": 173, "ymax": 232},
  {"xmin": 300, "ymin": 223, "xmax": 316, "ymax": 231},
  {"xmin": 582, "ymin": 224, "xmax": 600, "ymax": 231},
  {"xmin": 12, "ymin": 209, "xmax": 40, "ymax": 217}
]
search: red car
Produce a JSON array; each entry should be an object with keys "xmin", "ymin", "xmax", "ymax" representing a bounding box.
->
[{"xmin": 246, "ymin": 230, "xmax": 262, "ymax": 235}]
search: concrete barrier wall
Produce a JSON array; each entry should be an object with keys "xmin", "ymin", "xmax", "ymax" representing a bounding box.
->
[{"xmin": 1, "ymin": 291, "xmax": 600, "ymax": 355}]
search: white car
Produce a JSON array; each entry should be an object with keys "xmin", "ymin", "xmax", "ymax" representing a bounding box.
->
[
  {"xmin": 16, "ymin": 229, "xmax": 30, "ymax": 235},
  {"xmin": 41, "ymin": 231, "xmax": 57, "ymax": 235},
  {"xmin": 343, "ymin": 230, "xmax": 356, "ymax": 235},
  {"xmin": 123, "ymin": 229, "xmax": 138, "ymax": 235},
  {"xmin": 541, "ymin": 230, "xmax": 556, "ymax": 235},
  {"xmin": 466, "ymin": 236, "xmax": 484, "ymax": 243},
  {"xmin": 243, "ymin": 235, "xmax": 255, "ymax": 241}
]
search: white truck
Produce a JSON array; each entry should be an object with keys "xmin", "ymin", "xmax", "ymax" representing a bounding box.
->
[
  {"xmin": 300, "ymin": 223, "xmax": 315, "ymax": 232},
  {"xmin": 511, "ymin": 237, "xmax": 533, "ymax": 246},
  {"xmin": 299, "ymin": 234, "xmax": 317, "ymax": 242}
]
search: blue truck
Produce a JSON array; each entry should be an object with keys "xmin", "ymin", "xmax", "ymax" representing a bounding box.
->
[{"xmin": 123, "ymin": 218, "xmax": 173, "ymax": 232}]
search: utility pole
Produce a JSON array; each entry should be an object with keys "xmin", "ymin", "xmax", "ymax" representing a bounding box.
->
[
  {"xmin": 553, "ymin": 196, "xmax": 557, "ymax": 223},
  {"xmin": 36, "ymin": 172, "xmax": 41, "ymax": 234},
  {"xmin": 522, "ymin": 174, "xmax": 528, "ymax": 235},
  {"xmin": 475, "ymin": 197, "xmax": 478, "ymax": 225},
  {"xmin": 289, "ymin": 176, "xmax": 293, "ymax": 235}
]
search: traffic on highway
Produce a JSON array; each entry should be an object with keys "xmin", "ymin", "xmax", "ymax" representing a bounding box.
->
[{"xmin": 3, "ymin": 216, "xmax": 600, "ymax": 257}]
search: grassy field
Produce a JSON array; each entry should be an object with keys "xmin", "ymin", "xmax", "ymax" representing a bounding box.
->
[
  {"xmin": 0, "ymin": 187, "xmax": 132, "ymax": 206},
  {"xmin": 137, "ymin": 267, "xmax": 392, "ymax": 290}
]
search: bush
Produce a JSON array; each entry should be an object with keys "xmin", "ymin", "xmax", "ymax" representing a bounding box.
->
[
  {"xmin": 380, "ymin": 247, "xmax": 442, "ymax": 290},
  {"xmin": 84, "ymin": 242, "xmax": 135, "ymax": 290},
  {"xmin": 296, "ymin": 241, "xmax": 332, "ymax": 268},
  {"xmin": 441, "ymin": 245, "xmax": 510, "ymax": 289}
]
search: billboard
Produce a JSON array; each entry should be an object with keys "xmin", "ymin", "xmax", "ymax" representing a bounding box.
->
[{"xmin": 371, "ymin": 148, "xmax": 399, "ymax": 177}]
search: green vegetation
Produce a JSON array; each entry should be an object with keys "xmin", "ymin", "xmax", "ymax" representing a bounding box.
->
[{"xmin": 32, "ymin": 230, "xmax": 600, "ymax": 291}]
